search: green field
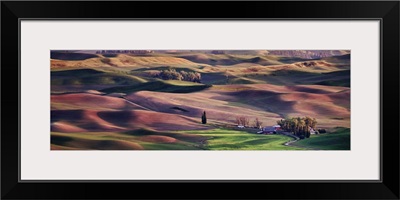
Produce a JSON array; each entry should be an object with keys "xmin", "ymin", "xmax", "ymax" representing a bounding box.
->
[
  {"xmin": 185, "ymin": 129, "xmax": 303, "ymax": 150},
  {"xmin": 51, "ymin": 127, "xmax": 350, "ymax": 150},
  {"xmin": 51, "ymin": 128, "xmax": 305, "ymax": 150},
  {"xmin": 292, "ymin": 128, "xmax": 350, "ymax": 150}
]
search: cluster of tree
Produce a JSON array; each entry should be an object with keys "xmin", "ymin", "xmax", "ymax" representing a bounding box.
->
[
  {"xmin": 235, "ymin": 116, "xmax": 263, "ymax": 128},
  {"xmin": 235, "ymin": 116, "xmax": 250, "ymax": 127},
  {"xmin": 276, "ymin": 116, "xmax": 317, "ymax": 138},
  {"xmin": 148, "ymin": 69, "xmax": 201, "ymax": 83}
]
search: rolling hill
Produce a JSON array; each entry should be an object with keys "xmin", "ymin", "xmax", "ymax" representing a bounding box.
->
[{"xmin": 50, "ymin": 50, "xmax": 351, "ymax": 150}]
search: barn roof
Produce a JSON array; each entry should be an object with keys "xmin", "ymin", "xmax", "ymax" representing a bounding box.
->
[{"xmin": 263, "ymin": 126, "xmax": 275, "ymax": 131}]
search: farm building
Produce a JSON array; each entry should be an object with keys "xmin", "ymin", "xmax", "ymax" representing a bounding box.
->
[
  {"xmin": 273, "ymin": 125, "xmax": 281, "ymax": 130},
  {"xmin": 262, "ymin": 125, "xmax": 281, "ymax": 134}
]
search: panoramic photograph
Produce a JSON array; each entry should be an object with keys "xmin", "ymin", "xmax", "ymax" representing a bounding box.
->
[{"xmin": 51, "ymin": 50, "xmax": 350, "ymax": 150}]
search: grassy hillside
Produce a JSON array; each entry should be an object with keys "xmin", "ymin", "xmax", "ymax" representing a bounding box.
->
[
  {"xmin": 51, "ymin": 129, "xmax": 207, "ymax": 150},
  {"xmin": 51, "ymin": 68, "xmax": 147, "ymax": 86},
  {"xmin": 51, "ymin": 54, "xmax": 208, "ymax": 69},
  {"xmin": 51, "ymin": 128, "xmax": 303, "ymax": 150},
  {"xmin": 321, "ymin": 54, "xmax": 350, "ymax": 64},
  {"xmin": 185, "ymin": 129, "xmax": 302, "ymax": 150},
  {"xmin": 293, "ymin": 128, "xmax": 350, "ymax": 150},
  {"xmin": 235, "ymin": 69, "xmax": 349, "ymax": 86}
]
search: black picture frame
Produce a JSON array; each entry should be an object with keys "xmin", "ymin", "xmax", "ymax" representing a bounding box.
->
[{"xmin": 1, "ymin": 1, "xmax": 399, "ymax": 199}]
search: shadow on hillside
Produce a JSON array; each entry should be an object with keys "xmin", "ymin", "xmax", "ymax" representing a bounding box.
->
[
  {"xmin": 100, "ymin": 81, "xmax": 211, "ymax": 94},
  {"xmin": 224, "ymin": 90, "xmax": 295, "ymax": 118},
  {"xmin": 51, "ymin": 52, "xmax": 99, "ymax": 60}
]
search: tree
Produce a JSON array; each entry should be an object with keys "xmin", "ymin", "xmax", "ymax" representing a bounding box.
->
[
  {"xmin": 305, "ymin": 130, "xmax": 311, "ymax": 138},
  {"xmin": 244, "ymin": 117, "xmax": 250, "ymax": 127},
  {"xmin": 237, "ymin": 116, "xmax": 250, "ymax": 127},
  {"xmin": 234, "ymin": 116, "xmax": 252, "ymax": 127},
  {"xmin": 254, "ymin": 118, "xmax": 263, "ymax": 129},
  {"xmin": 304, "ymin": 116, "xmax": 313, "ymax": 129},
  {"xmin": 284, "ymin": 117, "xmax": 291, "ymax": 131},
  {"xmin": 311, "ymin": 118, "xmax": 317, "ymax": 129},
  {"xmin": 298, "ymin": 118, "xmax": 306, "ymax": 136},
  {"xmin": 292, "ymin": 117, "xmax": 300, "ymax": 135},
  {"xmin": 201, "ymin": 111, "xmax": 207, "ymax": 124},
  {"xmin": 235, "ymin": 116, "xmax": 241, "ymax": 126}
]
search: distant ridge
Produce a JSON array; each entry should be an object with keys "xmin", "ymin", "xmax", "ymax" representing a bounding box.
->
[{"xmin": 62, "ymin": 50, "xmax": 350, "ymax": 60}]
